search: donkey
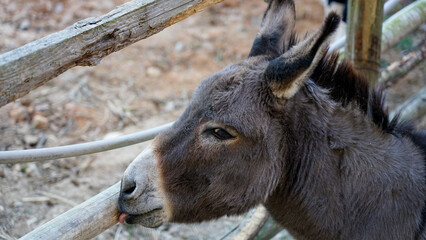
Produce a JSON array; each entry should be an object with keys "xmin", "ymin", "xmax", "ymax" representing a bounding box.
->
[{"xmin": 118, "ymin": 0, "xmax": 426, "ymax": 239}]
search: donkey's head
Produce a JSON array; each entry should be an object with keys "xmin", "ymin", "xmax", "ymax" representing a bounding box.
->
[{"xmin": 118, "ymin": 0, "xmax": 340, "ymax": 226}]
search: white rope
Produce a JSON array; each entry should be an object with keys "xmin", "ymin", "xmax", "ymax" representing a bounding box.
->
[{"xmin": 0, "ymin": 122, "xmax": 173, "ymax": 164}]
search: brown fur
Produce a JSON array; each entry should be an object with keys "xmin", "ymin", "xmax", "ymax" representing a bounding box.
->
[{"xmin": 118, "ymin": 0, "xmax": 426, "ymax": 239}]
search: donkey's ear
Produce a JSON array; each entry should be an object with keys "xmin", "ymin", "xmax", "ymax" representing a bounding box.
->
[
  {"xmin": 248, "ymin": 0, "xmax": 296, "ymax": 58},
  {"xmin": 264, "ymin": 13, "xmax": 341, "ymax": 100}
]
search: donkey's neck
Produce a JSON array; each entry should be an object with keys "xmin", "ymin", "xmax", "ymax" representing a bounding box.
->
[
  {"xmin": 265, "ymin": 84, "xmax": 347, "ymax": 239},
  {"xmin": 264, "ymin": 83, "xmax": 425, "ymax": 240}
]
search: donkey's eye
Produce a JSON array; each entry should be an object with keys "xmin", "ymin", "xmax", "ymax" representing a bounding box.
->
[{"xmin": 204, "ymin": 128, "xmax": 235, "ymax": 141}]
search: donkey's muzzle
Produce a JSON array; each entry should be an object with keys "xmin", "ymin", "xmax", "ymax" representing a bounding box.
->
[{"xmin": 117, "ymin": 146, "xmax": 166, "ymax": 227}]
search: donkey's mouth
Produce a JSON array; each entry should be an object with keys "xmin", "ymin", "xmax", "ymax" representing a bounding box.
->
[{"xmin": 119, "ymin": 208, "xmax": 165, "ymax": 228}]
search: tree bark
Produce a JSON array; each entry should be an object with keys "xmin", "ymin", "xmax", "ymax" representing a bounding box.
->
[{"xmin": 345, "ymin": 0, "xmax": 385, "ymax": 85}]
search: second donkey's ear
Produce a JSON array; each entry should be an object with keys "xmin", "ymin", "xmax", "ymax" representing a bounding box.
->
[
  {"xmin": 263, "ymin": 13, "xmax": 341, "ymax": 100},
  {"xmin": 248, "ymin": 0, "xmax": 296, "ymax": 58}
]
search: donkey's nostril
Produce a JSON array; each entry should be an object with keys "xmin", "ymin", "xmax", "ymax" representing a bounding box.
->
[
  {"xmin": 123, "ymin": 185, "xmax": 136, "ymax": 195},
  {"xmin": 121, "ymin": 179, "xmax": 137, "ymax": 198}
]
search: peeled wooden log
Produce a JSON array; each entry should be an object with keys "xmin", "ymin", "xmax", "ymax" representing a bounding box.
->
[
  {"xmin": 20, "ymin": 182, "xmax": 121, "ymax": 240},
  {"xmin": 381, "ymin": 0, "xmax": 426, "ymax": 52},
  {"xmin": 384, "ymin": 0, "xmax": 414, "ymax": 19},
  {"xmin": 0, "ymin": 0, "xmax": 223, "ymax": 107}
]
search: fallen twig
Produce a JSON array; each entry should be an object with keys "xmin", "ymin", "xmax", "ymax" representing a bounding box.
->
[
  {"xmin": 39, "ymin": 191, "xmax": 78, "ymax": 207},
  {"xmin": 22, "ymin": 196, "xmax": 51, "ymax": 203}
]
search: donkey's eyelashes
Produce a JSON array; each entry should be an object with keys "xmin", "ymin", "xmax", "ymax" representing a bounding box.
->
[{"xmin": 203, "ymin": 128, "xmax": 235, "ymax": 141}]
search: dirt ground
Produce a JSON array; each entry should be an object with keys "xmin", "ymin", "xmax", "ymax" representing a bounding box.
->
[{"xmin": 0, "ymin": 0, "xmax": 424, "ymax": 239}]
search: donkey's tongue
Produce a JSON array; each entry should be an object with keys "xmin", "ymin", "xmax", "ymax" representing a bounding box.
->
[{"xmin": 118, "ymin": 213, "xmax": 129, "ymax": 224}]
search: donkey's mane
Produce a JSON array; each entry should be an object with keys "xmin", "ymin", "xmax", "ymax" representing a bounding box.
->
[{"xmin": 309, "ymin": 51, "xmax": 413, "ymax": 135}]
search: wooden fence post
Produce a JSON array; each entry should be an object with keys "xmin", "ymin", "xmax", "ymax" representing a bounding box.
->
[{"xmin": 345, "ymin": 0, "xmax": 385, "ymax": 85}]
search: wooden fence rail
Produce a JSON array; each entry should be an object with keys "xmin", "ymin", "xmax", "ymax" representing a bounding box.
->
[
  {"xmin": 20, "ymin": 183, "xmax": 121, "ymax": 240},
  {"xmin": 0, "ymin": 0, "xmax": 223, "ymax": 107}
]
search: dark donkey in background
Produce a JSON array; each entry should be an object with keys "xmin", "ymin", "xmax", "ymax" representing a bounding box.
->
[{"xmin": 118, "ymin": 0, "xmax": 426, "ymax": 239}]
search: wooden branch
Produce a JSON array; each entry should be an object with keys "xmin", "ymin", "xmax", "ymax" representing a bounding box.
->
[
  {"xmin": 390, "ymin": 87, "xmax": 426, "ymax": 121},
  {"xmin": 381, "ymin": 0, "xmax": 426, "ymax": 52},
  {"xmin": 380, "ymin": 39, "xmax": 426, "ymax": 87},
  {"xmin": 0, "ymin": 0, "xmax": 223, "ymax": 107},
  {"xmin": 20, "ymin": 182, "xmax": 120, "ymax": 240},
  {"xmin": 345, "ymin": 0, "xmax": 385, "ymax": 84},
  {"xmin": 221, "ymin": 206, "xmax": 288, "ymax": 240},
  {"xmin": 222, "ymin": 206, "xmax": 269, "ymax": 240}
]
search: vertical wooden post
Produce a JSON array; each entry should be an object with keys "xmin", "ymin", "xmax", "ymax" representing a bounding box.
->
[{"xmin": 345, "ymin": 0, "xmax": 385, "ymax": 85}]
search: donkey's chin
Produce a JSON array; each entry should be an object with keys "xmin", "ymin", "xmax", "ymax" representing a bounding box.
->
[{"xmin": 120, "ymin": 208, "xmax": 166, "ymax": 228}]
